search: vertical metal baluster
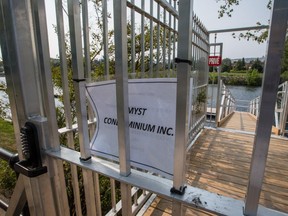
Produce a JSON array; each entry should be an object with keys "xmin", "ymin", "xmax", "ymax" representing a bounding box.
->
[
  {"xmin": 27, "ymin": 0, "xmax": 73, "ymax": 214},
  {"xmin": 172, "ymin": 0, "xmax": 194, "ymax": 215},
  {"xmin": 149, "ymin": 0, "xmax": 154, "ymax": 77},
  {"xmin": 110, "ymin": 178, "xmax": 117, "ymax": 212},
  {"xmin": 172, "ymin": 0, "xmax": 177, "ymax": 74},
  {"xmin": 113, "ymin": 0, "xmax": 132, "ymax": 215},
  {"xmin": 82, "ymin": 0, "xmax": 91, "ymax": 81},
  {"xmin": 32, "ymin": 0, "xmax": 73, "ymax": 214},
  {"xmin": 67, "ymin": 0, "xmax": 91, "ymax": 160},
  {"xmin": 55, "ymin": 0, "xmax": 82, "ymax": 214},
  {"xmin": 156, "ymin": 3, "xmax": 160, "ymax": 77},
  {"xmin": 162, "ymin": 9, "xmax": 166, "ymax": 75},
  {"xmin": 131, "ymin": 0, "xmax": 136, "ymax": 77},
  {"xmin": 141, "ymin": 0, "xmax": 145, "ymax": 77},
  {"xmin": 82, "ymin": 0, "xmax": 96, "ymax": 148},
  {"xmin": 94, "ymin": 173, "xmax": 102, "ymax": 216},
  {"xmin": 168, "ymin": 0, "xmax": 172, "ymax": 77},
  {"xmin": 67, "ymin": 1, "xmax": 96, "ymax": 215},
  {"xmin": 103, "ymin": 0, "xmax": 110, "ymax": 80}
]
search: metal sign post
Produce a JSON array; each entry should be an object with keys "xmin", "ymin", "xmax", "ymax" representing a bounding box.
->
[{"xmin": 209, "ymin": 43, "xmax": 223, "ymax": 126}]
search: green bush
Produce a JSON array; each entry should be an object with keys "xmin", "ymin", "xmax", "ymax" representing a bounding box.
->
[
  {"xmin": 246, "ymin": 70, "xmax": 262, "ymax": 86},
  {"xmin": 209, "ymin": 70, "xmax": 262, "ymax": 86},
  {"xmin": 281, "ymin": 71, "xmax": 288, "ymax": 82},
  {"xmin": 0, "ymin": 160, "xmax": 16, "ymax": 197}
]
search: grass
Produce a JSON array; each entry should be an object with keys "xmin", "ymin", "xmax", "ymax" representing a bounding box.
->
[
  {"xmin": 0, "ymin": 118, "xmax": 17, "ymax": 198},
  {"xmin": 0, "ymin": 118, "xmax": 16, "ymax": 152}
]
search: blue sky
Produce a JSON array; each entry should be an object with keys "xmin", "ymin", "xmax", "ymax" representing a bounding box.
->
[{"xmin": 43, "ymin": 0, "xmax": 271, "ymax": 60}]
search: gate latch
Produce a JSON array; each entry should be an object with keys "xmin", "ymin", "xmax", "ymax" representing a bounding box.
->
[{"xmin": 14, "ymin": 122, "xmax": 47, "ymax": 177}]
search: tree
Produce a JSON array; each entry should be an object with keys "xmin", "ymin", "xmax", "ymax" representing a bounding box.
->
[
  {"xmin": 246, "ymin": 69, "xmax": 262, "ymax": 86},
  {"xmin": 281, "ymin": 36, "xmax": 288, "ymax": 73},
  {"xmin": 221, "ymin": 58, "xmax": 232, "ymax": 72},
  {"xmin": 251, "ymin": 58, "xmax": 264, "ymax": 73},
  {"xmin": 234, "ymin": 58, "xmax": 246, "ymax": 71},
  {"xmin": 217, "ymin": 0, "xmax": 271, "ymax": 43}
]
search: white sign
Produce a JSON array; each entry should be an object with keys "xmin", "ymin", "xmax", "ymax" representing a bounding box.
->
[{"xmin": 86, "ymin": 78, "xmax": 177, "ymax": 178}]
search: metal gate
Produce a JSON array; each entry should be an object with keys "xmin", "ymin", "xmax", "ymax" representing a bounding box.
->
[
  {"xmin": 1, "ymin": 0, "xmax": 288, "ymax": 216},
  {"xmin": 0, "ymin": 0, "xmax": 209, "ymax": 215}
]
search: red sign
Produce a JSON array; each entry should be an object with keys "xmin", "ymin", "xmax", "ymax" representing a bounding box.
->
[{"xmin": 208, "ymin": 56, "xmax": 222, "ymax": 66}]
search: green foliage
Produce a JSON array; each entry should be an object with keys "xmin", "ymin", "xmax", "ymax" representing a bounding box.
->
[
  {"xmin": 209, "ymin": 72, "xmax": 218, "ymax": 84},
  {"xmin": 221, "ymin": 58, "xmax": 232, "ymax": 72},
  {"xmin": 0, "ymin": 118, "xmax": 16, "ymax": 152},
  {"xmin": 209, "ymin": 70, "xmax": 262, "ymax": 86},
  {"xmin": 218, "ymin": 0, "xmax": 270, "ymax": 43},
  {"xmin": 0, "ymin": 119, "xmax": 16, "ymax": 198},
  {"xmin": 0, "ymin": 81, "xmax": 11, "ymax": 121},
  {"xmin": 0, "ymin": 160, "xmax": 16, "ymax": 197},
  {"xmin": 195, "ymin": 90, "xmax": 207, "ymax": 113},
  {"xmin": 280, "ymin": 71, "xmax": 288, "ymax": 82},
  {"xmin": 250, "ymin": 58, "xmax": 264, "ymax": 73},
  {"xmin": 246, "ymin": 70, "xmax": 262, "ymax": 86},
  {"xmin": 217, "ymin": 0, "xmax": 240, "ymax": 18},
  {"xmin": 234, "ymin": 58, "xmax": 246, "ymax": 71},
  {"xmin": 281, "ymin": 36, "xmax": 288, "ymax": 73}
]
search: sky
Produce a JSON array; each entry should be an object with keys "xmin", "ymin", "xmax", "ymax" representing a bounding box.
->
[
  {"xmin": 43, "ymin": 0, "xmax": 272, "ymax": 60},
  {"xmin": 193, "ymin": 0, "xmax": 271, "ymax": 59}
]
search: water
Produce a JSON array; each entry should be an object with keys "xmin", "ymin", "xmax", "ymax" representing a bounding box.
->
[
  {"xmin": 207, "ymin": 84, "xmax": 262, "ymax": 111},
  {"xmin": 0, "ymin": 77, "xmax": 62, "ymax": 119},
  {"xmin": 0, "ymin": 76, "xmax": 263, "ymax": 116}
]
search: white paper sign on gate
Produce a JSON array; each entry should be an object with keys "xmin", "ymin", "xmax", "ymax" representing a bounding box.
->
[{"xmin": 86, "ymin": 78, "xmax": 177, "ymax": 179}]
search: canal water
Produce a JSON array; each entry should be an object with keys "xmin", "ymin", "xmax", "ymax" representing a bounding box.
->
[
  {"xmin": 1, "ymin": 76, "xmax": 262, "ymax": 116},
  {"xmin": 207, "ymin": 84, "xmax": 262, "ymax": 112}
]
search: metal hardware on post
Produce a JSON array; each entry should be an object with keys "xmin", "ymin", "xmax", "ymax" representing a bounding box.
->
[
  {"xmin": 244, "ymin": 0, "xmax": 288, "ymax": 215},
  {"xmin": 14, "ymin": 122, "xmax": 47, "ymax": 178},
  {"xmin": 0, "ymin": 0, "xmax": 62, "ymax": 214}
]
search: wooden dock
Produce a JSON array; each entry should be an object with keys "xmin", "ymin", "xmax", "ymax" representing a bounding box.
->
[
  {"xmin": 220, "ymin": 111, "xmax": 256, "ymax": 132},
  {"xmin": 143, "ymin": 112, "xmax": 288, "ymax": 215}
]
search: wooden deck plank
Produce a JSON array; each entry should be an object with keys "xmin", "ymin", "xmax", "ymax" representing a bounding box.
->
[
  {"xmin": 220, "ymin": 111, "xmax": 256, "ymax": 132},
  {"xmin": 143, "ymin": 112, "xmax": 288, "ymax": 215}
]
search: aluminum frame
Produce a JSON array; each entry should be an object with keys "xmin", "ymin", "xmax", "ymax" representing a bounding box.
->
[
  {"xmin": 244, "ymin": 0, "xmax": 288, "ymax": 215},
  {"xmin": 0, "ymin": 0, "xmax": 67, "ymax": 214},
  {"xmin": 47, "ymin": 146, "xmax": 288, "ymax": 216}
]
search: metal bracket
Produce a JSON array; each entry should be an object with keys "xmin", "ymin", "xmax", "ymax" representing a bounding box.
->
[
  {"xmin": 170, "ymin": 186, "xmax": 187, "ymax": 195},
  {"xmin": 14, "ymin": 122, "xmax": 47, "ymax": 178},
  {"xmin": 175, "ymin": 57, "xmax": 192, "ymax": 65}
]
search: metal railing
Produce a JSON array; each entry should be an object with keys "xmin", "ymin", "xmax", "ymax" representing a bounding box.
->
[
  {"xmin": 216, "ymin": 80, "xmax": 236, "ymax": 126},
  {"xmin": 249, "ymin": 81, "xmax": 288, "ymax": 136},
  {"xmin": 0, "ymin": 0, "xmax": 209, "ymax": 215},
  {"xmin": 249, "ymin": 96, "xmax": 260, "ymax": 118},
  {"xmin": 3, "ymin": 0, "xmax": 287, "ymax": 215},
  {"xmin": 276, "ymin": 81, "xmax": 288, "ymax": 136},
  {"xmin": 0, "ymin": 147, "xmax": 30, "ymax": 215}
]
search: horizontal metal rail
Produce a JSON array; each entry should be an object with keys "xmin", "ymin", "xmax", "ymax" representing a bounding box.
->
[
  {"xmin": 0, "ymin": 147, "xmax": 20, "ymax": 212},
  {"xmin": 0, "ymin": 200, "xmax": 8, "ymax": 212},
  {"xmin": 209, "ymin": 25, "xmax": 269, "ymax": 34},
  {"xmin": 46, "ymin": 146, "xmax": 287, "ymax": 216},
  {"xmin": 0, "ymin": 147, "xmax": 16, "ymax": 162}
]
